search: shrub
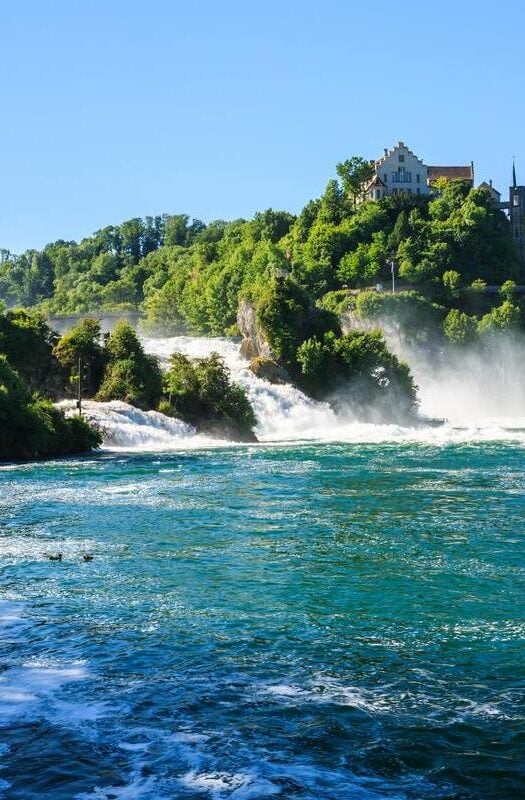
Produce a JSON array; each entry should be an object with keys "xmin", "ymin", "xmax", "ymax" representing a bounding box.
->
[
  {"xmin": 296, "ymin": 329, "xmax": 418, "ymax": 421},
  {"xmin": 163, "ymin": 352, "xmax": 256, "ymax": 441},
  {"xmin": 0, "ymin": 356, "xmax": 100, "ymax": 461},
  {"xmin": 96, "ymin": 321, "xmax": 162, "ymax": 409}
]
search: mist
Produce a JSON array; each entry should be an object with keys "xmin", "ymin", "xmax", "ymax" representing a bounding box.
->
[{"xmin": 370, "ymin": 318, "xmax": 525, "ymax": 427}]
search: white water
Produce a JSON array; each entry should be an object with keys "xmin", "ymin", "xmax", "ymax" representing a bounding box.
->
[
  {"xmin": 61, "ymin": 335, "xmax": 525, "ymax": 450},
  {"xmin": 57, "ymin": 399, "xmax": 220, "ymax": 451}
]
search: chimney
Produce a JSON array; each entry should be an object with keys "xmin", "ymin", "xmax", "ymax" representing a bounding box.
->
[{"xmin": 383, "ymin": 148, "xmax": 388, "ymax": 157}]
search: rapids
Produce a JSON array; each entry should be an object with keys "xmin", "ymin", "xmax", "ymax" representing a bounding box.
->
[{"xmin": 61, "ymin": 335, "xmax": 525, "ymax": 450}]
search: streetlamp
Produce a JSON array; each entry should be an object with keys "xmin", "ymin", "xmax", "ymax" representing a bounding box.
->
[{"xmin": 389, "ymin": 260, "xmax": 396, "ymax": 294}]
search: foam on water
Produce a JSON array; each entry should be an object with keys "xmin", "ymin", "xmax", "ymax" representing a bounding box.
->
[
  {"xmin": 58, "ymin": 399, "xmax": 221, "ymax": 451},
  {"xmin": 53, "ymin": 335, "xmax": 525, "ymax": 451},
  {"xmin": 144, "ymin": 335, "xmax": 525, "ymax": 445}
]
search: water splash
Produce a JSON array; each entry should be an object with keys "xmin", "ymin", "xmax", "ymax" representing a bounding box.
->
[{"xmin": 58, "ymin": 336, "xmax": 525, "ymax": 450}]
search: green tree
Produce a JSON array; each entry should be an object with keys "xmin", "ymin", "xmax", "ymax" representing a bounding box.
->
[
  {"xmin": 0, "ymin": 355, "xmax": 100, "ymax": 461},
  {"xmin": 96, "ymin": 321, "xmax": 162, "ymax": 409},
  {"xmin": 500, "ymin": 280, "xmax": 517, "ymax": 301},
  {"xmin": 53, "ymin": 318, "xmax": 105, "ymax": 396},
  {"xmin": 163, "ymin": 352, "xmax": 256, "ymax": 441},
  {"xmin": 443, "ymin": 309, "xmax": 478, "ymax": 344},
  {"xmin": 478, "ymin": 300, "xmax": 521, "ymax": 334},
  {"xmin": 336, "ymin": 157, "xmax": 375, "ymax": 207}
]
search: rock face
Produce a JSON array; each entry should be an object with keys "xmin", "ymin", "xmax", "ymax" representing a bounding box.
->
[
  {"xmin": 339, "ymin": 308, "xmax": 377, "ymax": 335},
  {"xmin": 237, "ymin": 299, "xmax": 274, "ymax": 360},
  {"xmin": 249, "ymin": 357, "xmax": 291, "ymax": 385}
]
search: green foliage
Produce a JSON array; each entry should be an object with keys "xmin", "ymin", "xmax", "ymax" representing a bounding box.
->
[
  {"xmin": 478, "ymin": 301, "xmax": 521, "ymax": 334},
  {"xmin": 337, "ymin": 236, "xmax": 386, "ymax": 286},
  {"xmin": 255, "ymin": 276, "xmax": 340, "ymax": 371},
  {"xmin": 442, "ymin": 269, "xmax": 462, "ymax": 299},
  {"xmin": 0, "ymin": 156, "xmax": 522, "ymax": 348},
  {"xmin": 53, "ymin": 318, "xmax": 105, "ymax": 396},
  {"xmin": 296, "ymin": 330, "xmax": 418, "ymax": 420},
  {"xmin": 354, "ymin": 290, "xmax": 445, "ymax": 340},
  {"xmin": 443, "ymin": 309, "xmax": 478, "ymax": 344},
  {"xmin": 163, "ymin": 352, "xmax": 256, "ymax": 440},
  {"xmin": 96, "ymin": 322, "xmax": 162, "ymax": 409},
  {"xmin": 336, "ymin": 157, "xmax": 374, "ymax": 206},
  {"xmin": 470, "ymin": 278, "xmax": 487, "ymax": 292},
  {"xmin": 0, "ymin": 309, "xmax": 59, "ymax": 394},
  {"xmin": 0, "ymin": 356, "xmax": 100, "ymax": 461},
  {"xmin": 500, "ymin": 280, "xmax": 517, "ymax": 301}
]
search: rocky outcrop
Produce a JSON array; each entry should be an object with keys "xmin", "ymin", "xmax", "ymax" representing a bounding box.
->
[
  {"xmin": 249, "ymin": 357, "xmax": 291, "ymax": 385},
  {"xmin": 237, "ymin": 299, "xmax": 274, "ymax": 360},
  {"xmin": 339, "ymin": 308, "xmax": 377, "ymax": 335}
]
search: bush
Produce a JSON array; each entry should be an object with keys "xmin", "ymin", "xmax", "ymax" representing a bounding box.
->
[
  {"xmin": 0, "ymin": 356, "xmax": 101, "ymax": 461},
  {"xmin": 53, "ymin": 318, "xmax": 105, "ymax": 396},
  {"xmin": 296, "ymin": 329, "xmax": 418, "ymax": 421},
  {"xmin": 96, "ymin": 321, "xmax": 163, "ymax": 409},
  {"xmin": 163, "ymin": 352, "xmax": 256, "ymax": 441},
  {"xmin": 478, "ymin": 301, "xmax": 521, "ymax": 335},
  {"xmin": 443, "ymin": 309, "xmax": 478, "ymax": 344},
  {"xmin": 255, "ymin": 276, "xmax": 340, "ymax": 372}
]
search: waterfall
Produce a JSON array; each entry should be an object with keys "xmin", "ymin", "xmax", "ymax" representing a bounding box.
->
[{"xmin": 58, "ymin": 336, "xmax": 525, "ymax": 451}]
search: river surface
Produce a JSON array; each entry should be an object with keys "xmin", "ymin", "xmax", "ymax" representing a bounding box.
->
[
  {"xmin": 2, "ymin": 335, "xmax": 525, "ymax": 798},
  {"xmin": 1, "ymin": 440, "xmax": 524, "ymax": 799}
]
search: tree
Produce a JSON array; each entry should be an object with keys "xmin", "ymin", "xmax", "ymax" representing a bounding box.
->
[
  {"xmin": 442, "ymin": 270, "xmax": 462, "ymax": 300},
  {"xmin": 296, "ymin": 329, "xmax": 418, "ymax": 421},
  {"xmin": 0, "ymin": 355, "xmax": 100, "ymax": 461},
  {"xmin": 500, "ymin": 280, "xmax": 517, "ymax": 301},
  {"xmin": 163, "ymin": 352, "xmax": 256, "ymax": 441},
  {"xmin": 478, "ymin": 300, "xmax": 521, "ymax": 334},
  {"xmin": 53, "ymin": 318, "xmax": 105, "ymax": 396},
  {"xmin": 96, "ymin": 321, "xmax": 162, "ymax": 409},
  {"xmin": 336, "ymin": 157, "xmax": 375, "ymax": 207},
  {"xmin": 443, "ymin": 309, "xmax": 477, "ymax": 344}
]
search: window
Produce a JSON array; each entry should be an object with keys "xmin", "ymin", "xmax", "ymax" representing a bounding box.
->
[
  {"xmin": 383, "ymin": 174, "xmax": 387, "ymax": 183},
  {"xmin": 416, "ymin": 174, "xmax": 420, "ymax": 183},
  {"xmin": 514, "ymin": 194, "xmax": 520, "ymax": 206},
  {"xmin": 392, "ymin": 168, "xmax": 412, "ymax": 183},
  {"xmin": 417, "ymin": 188, "xmax": 420, "ymax": 195},
  {"xmin": 399, "ymin": 154, "xmax": 405, "ymax": 162}
]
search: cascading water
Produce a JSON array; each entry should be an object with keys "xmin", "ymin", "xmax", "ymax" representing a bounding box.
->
[
  {"xmin": 57, "ymin": 400, "xmax": 206, "ymax": 450},
  {"xmin": 60, "ymin": 334, "xmax": 525, "ymax": 450}
]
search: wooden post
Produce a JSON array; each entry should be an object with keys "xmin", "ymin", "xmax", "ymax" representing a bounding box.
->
[{"xmin": 77, "ymin": 356, "xmax": 82, "ymax": 416}]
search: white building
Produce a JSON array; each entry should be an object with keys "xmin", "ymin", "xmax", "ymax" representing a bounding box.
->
[{"xmin": 362, "ymin": 142, "xmax": 474, "ymax": 202}]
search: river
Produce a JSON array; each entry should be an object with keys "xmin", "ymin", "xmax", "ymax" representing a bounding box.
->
[{"xmin": 0, "ymin": 336, "xmax": 524, "ymax": 799}]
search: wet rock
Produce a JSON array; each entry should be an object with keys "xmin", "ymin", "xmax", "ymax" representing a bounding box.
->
[{"xmin": 249, "ymin": 357, "xmax": 291, "ymax": 385}]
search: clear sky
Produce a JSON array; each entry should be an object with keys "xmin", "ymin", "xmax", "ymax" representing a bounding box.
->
[{"xmin": 2, "ymin": 0, "xmax": 524, "ymax": 252}]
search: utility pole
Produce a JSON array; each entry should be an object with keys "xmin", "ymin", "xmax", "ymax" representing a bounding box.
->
[
  {"xmin": 390, "ymin": 260, "xmax": 396, "ymax": 294},
  {"xmin": 77, "ymin": 356, "xmax": 83, "ymax": 417}
]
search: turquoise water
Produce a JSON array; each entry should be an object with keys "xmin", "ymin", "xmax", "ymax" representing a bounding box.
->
[{"xmin": 1, "ymin": 442, "xmax": 524, "ymax": 799}]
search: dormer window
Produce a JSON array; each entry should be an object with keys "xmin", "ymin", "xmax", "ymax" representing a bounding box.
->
[{"xmin": 399, "ymin": 154, "xmax": 405, "ymax": 162}]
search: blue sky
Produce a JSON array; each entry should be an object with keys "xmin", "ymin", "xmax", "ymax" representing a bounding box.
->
[{"xmin": 2, "ymin": 0, "xmax": 524, "ymax": 252}]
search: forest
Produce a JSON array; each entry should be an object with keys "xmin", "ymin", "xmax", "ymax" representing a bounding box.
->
[
  {"xmin": 1, "ymin": 161, "xmax": 524, "ymax": 459},
  {"xmin": 0, "ymin": 167, "xmax": 522, "ymax": 347}
]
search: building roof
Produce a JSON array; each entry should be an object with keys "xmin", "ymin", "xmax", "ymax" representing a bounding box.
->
[
  {"xmin": 478, "ymin": 180, "xmax": 501, "ymax": 197},
  {"xmin": 367, "ymin": 174, "xmax": 385, "ymax": 188},
  {"xmin": 375, "ymin": 141, "xmax": 426, "ymax": 169},
  {"xmin": 427, "ymin": 165, "xmax": 474, "ymax": 182}
]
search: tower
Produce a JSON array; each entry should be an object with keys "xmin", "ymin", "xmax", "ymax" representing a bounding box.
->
[{"xmin": 508, "ymin": 161, "xmax": 525, "ymax": 278}]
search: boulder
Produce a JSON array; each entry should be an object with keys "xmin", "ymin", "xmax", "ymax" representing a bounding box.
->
[{"xmin": 249, "ymin": 357, "xmax": 291, "ymax": 385}]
